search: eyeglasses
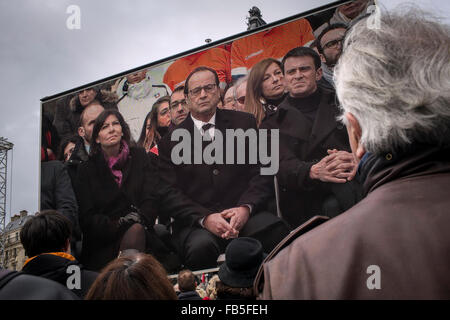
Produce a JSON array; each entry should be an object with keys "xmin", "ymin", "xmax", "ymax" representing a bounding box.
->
[
  {"xmin": 323, "ymin": 38, "xmax": 344, "ymax": 50},
  {"xmin": 170, "ymin": 99, "xmax": 187, "ymax": 109},
  {"xmin": 189, "ymin": 83, "xmax": 217, "ymax": 97},
  {"xmin": 236, "ymin": 96, "xmax": 245, "ymax": 105}
]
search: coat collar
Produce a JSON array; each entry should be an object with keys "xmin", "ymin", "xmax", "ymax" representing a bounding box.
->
[
  {"xmin": 276, "ymin": 89, "xmax": 340, "ymax": 149},
  {"xmin": 359, "ymin": 144, "xmax": 450, "ymax": 195}
]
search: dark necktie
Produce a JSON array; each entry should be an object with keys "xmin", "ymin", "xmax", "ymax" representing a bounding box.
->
[{"xmin": 202, "ymin": 123, "xmax": 214, "ymax": 141}]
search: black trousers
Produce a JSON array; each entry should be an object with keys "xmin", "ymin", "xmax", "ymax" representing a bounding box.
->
[{"xmin": 180, "ymin": 211, "xmax": 291, "ymax": 271}]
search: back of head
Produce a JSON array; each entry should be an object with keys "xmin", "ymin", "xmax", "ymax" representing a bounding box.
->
[
  {"xmin": 85, "ymin": 253, "xmax": 177, "ymax": 300},
  {"xmin": 177, "ymin": 269, "xmax": 197, "ymax": 292},
  {"xmin": 20, "ymin": 210, "xmax": 72, "ymax": 257},
  {"xmin": 335, "ymin": 6, "xmax": 450, "ymax": 154}
]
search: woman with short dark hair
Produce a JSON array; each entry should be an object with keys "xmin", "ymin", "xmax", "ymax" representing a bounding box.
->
[{"xmin": 76, "ymin": 109, "xmax": 208, "ymax": 271}]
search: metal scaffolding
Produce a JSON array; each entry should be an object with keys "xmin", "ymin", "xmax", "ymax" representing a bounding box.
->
[{"xmin": 0, "ymin": 137, "xmax": 14, "ymax": 268}]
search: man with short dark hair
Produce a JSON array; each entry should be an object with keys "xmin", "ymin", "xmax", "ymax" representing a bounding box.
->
[
  {"xmin": 169, "ymin": 86, "xmax": 189, "ymax": 126},
  {"xmin": 176, "ymin": 269, "xmax": 202, "ymax": 300},
  {"xmin": 20, "ymin": 210, "xmax": 98, "ymax": 298},
  {"xmin": 317, "ymin": 23, "xmax": 347, "ymax": 88},
  {"xmin": 257, "ymin": 7, "xmax": 450, "ymax": 299},
  {"xmin": 159, "ymin": 66, "xmax": 289, "ymax": 270},
  {"xmin": 262, "ymin": 46, "xmax": 361, "ymax": 229}
]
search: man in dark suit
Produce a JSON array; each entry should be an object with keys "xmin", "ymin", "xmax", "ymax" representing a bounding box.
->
[
  {"xmin": 159, "ymin": 66, "xmax": 290, "ymax": 270},
  {"xmin": 261, "ymin": 46, "xmax": 362, "ymax": 229}
]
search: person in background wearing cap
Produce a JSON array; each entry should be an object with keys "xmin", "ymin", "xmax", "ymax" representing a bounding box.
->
[{"xmin": 216, "ymin": 237, "xmax": 265, "ymax": 300}]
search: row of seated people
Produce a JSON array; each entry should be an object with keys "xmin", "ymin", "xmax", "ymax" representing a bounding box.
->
[
  {"xmin": 35, "ymin": 4, "xmax": 450, "ymax": 300},
  {"xmin": 42, "ymin": 43, "xmax": 361, "ymax": 275}
]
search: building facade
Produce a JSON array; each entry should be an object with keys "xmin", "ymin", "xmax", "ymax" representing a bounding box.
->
[{"xmin": 2, "ymin": 210, "xmax": 31, "ymax": 271}]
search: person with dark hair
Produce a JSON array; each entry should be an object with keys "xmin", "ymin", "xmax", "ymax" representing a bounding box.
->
[
  {"xmin": 176, "ymin": 269, "xmax": 202, "ymax": 300},
  {"xmin": 261, "ymin": 46, "xmax": 361, "ymax": 229},
  {"xmin": 169, "ymin": 86, "xmax": 189, "ymax": 126},
  {"xmin": 163, "ymin": 47, "xmax": 231, "ymax": 92},
  {"xmin": 41, "ymin": 115, "xmax": 79, "ymax": 241},
  {"xmin": 257, "ymin": 7, "xmax": 450, "ymax": 299},
  {"xmin": 76, "ymin": 109, "xmax": 210, "ymax": 271},
  {"xmin": 53, "ymin": 85, "xmax": 118, "ymax": 140},
  {"xmin": 20, "ymin": 210, "xmax": 98, "ymax": 298},
  {"xmin": 137, "ymin": 96, "xmax": 171, "ymax": 155},
  {"xmin": 59, "ymin": 135, "xmax": 79, "ymax": 163},
  {"xmin": 85, "ymin": 253, "xmax": 177, "ymax": 300},
  {"xmin": 216, "ymin": 237, "xmax": 263, "ymax": 300},
  {"xmin": 316, "ymin": 23, "xmax": 347, "ymax": 89},
  {"xmin": 244, "ymin": 58, "xmax": 286, "ymax": 127},
  {"xmin": 159, "ymin": 66, "xmax": 290, "ymax": 270}
]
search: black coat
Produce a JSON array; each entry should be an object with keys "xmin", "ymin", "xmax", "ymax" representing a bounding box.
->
[
  {"xmin": 261, "ymin": 89, "xmax": 362, "ymax": 228},
  {"xmin": 158, "ymin": 109, "xmax": 276, "ymax": 240},
  {"xmin": 76, "ymin": 146, "xmax": 209, "ymax": 271},
  {"xmin": 41, "ymin": 160, "xmax": 79, "ymax": 235},
  {"xmin": 21, "ymin": 253, "xmax": 98, "ymax": 299},
  {"xmin": 0, "ymin": 269, "xmax": 79, "ymax": 300}
]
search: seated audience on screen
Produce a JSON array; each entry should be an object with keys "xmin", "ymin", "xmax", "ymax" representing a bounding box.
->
[
  {"xmin": 260, "ymin": 46, "xmax": 362, "ymax": 229},
  {"xmin": 257, "ymin": 7, "xmax": 450, "ymax": 299},
  {"xmin": 75, "ymin": 109, "xmax": 210, "ymax": 272}
]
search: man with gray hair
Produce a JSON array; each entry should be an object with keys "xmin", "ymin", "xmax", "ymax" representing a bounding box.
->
[{"xmin": 255, "ymin": 7, "xmax": 450, "ymax": 299}]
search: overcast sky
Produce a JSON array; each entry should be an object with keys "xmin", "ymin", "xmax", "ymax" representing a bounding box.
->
[{"xmin": 0, "ymin": 0, "xmax": 448, "ymax": 224}]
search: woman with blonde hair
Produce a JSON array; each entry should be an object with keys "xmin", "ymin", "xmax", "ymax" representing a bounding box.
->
[{"xmin": 244, "ymin": 58, "xmax": 286, "ymax": 127}]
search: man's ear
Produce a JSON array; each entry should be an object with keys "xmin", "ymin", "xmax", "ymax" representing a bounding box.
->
[
  {"xmin": 316, "ymin": 67, "xmax": 323, "ymax": 81},
  {"xmin": 345, "ymin": 112, "xmax": 366, "ymax": 160},
  {"xmin": 78, "ymin": 126, "xmax": 85, "ymax": 138}
]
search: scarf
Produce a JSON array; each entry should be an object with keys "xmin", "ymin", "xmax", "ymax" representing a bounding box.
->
[
  {"xmin": 23, "ymin": 252, "xmax": 75, "ymax": 268},
  {"xmin": 105, "ymin": 140, "xmax": 130, "ymax": 187}
]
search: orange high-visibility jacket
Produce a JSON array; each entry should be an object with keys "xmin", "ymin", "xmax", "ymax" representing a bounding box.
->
[
  {"xmin": 231, "ymin": 18, "xmax": 315, "ymax": 78},
  {"xmin": 163, "ymin": 47, "xmax": 231, "ymax": 91}
]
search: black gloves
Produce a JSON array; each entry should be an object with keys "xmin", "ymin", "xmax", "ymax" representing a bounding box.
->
[{"xmin": 118, "ymin": 211, "xmax": 142, "ymax": 226}]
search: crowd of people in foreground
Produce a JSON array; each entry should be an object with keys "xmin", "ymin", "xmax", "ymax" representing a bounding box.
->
[{"xmin": 2, "ymin": 5, "xmax": 450, "ymax": 300}]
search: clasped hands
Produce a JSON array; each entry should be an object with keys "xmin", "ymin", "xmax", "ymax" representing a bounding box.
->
[
  {"xmin": 310, "ymin": 149, "xmax": 358, "ymax": 183},
  {"xmin": 203, "ymin": 206, "xmax": 250, "ymax": 240}
]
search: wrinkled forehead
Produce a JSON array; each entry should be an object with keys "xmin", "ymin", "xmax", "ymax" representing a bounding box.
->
[{"xmin": 187, "ymin": 70, "xmax": 216, "ymax": 88}]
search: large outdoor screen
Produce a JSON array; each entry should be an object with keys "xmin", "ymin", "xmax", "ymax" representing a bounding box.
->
[{"xmin": 39, "ymin": 0, "xmax": 365, "ymax": 274}]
